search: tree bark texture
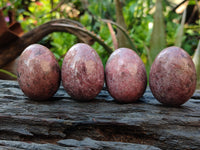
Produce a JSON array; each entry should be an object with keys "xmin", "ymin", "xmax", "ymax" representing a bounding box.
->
[{"xmin": 0, "ymin": 80, "xmax": 200, "ymax": 150}]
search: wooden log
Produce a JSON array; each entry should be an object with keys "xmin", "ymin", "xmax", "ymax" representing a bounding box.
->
[{"xmin": 0, "ymin": 80, "xmax": 200, "ymax": 150}]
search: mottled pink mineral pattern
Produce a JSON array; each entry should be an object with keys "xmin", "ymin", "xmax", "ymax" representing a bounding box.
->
[
  {"xmin": 17, "ymin": 44, "xmax": 61, "ymax": 100},
  {"xmin": 62, "ymin": 43, "xmax": 104, "ymax": 101},
  {"xmin": 105, "ymin": 48, "xmax": 147, "ymax": 103},
  {"xmin": 149, "ymin": 46, "xmax": 196, "ymax": 106}
]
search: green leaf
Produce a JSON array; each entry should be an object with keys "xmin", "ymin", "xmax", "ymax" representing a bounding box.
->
[
  {"xmin": 149, "ymin": 0, "xmax": 166, "ymax": 64},
  {"xmin": 175, "ymin": 9, "xmax": 187, "ymax": 47},
  {"xmin": 0, "ymin": 69, "xmax": 17, "ymax": 79},
  {"xmin": 192, "ymin": 40, "xmax": 200, "ymax": 89}
]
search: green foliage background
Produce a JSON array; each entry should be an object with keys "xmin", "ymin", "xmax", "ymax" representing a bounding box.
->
[{"xmin": 0, "ymin": 0, "xmax": 199, "ymax": 68}]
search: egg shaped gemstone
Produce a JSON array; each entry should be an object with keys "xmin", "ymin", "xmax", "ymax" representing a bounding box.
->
[
  {"xmin": 17, "ymin": 44, "xmax": 61, "ymax": 100},
  {"xmin": 149, "ymin": 46, "xmax": 197, "ymax": 106},
  {"xmin": 61, "ymin": 43, "xmax": 104, "ymax": 101},
  {"xmin": 105, "ymin": 48, "xmax": 147, "ymax": 103}
]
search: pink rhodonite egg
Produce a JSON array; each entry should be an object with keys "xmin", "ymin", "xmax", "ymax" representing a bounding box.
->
[
  {"xmin": 17, "ymin": 44, "xmax": 61, "ymax": 100},
  {"xmin": 62, "ymin": 43, "xmax": 104, "ymax": 101},
  {"xmin": 149, "ymin": 46, "xmax": 197, "ymax": 106},
  {"xmin": 105, "ymin": 48, "xmax": 147, "ymax": 103}
]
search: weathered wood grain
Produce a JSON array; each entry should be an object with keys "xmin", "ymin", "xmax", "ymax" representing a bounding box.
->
[{"xmin": 0, "ymin": 80, "xmax": 200, "ymax": 150}]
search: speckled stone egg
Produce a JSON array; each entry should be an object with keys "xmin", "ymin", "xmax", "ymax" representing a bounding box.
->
[
  {"xmin": 105, "ymin": 48, "xmax": 147, "ymax": 103},
  {"xmin": 17, "ymin": 44, "xmax": 61, "ymax": 100},
  {"xmin": 149, "ymin": 46, "xmax": 197, "ymax": 106},
  {"xmin": 61, "ymin": 43, "xmax": 104, "ymax": 101}
]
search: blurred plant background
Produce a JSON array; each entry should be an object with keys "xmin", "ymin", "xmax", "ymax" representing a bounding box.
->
[{"xmin": 0, "ymin": 0, "xmax": 199, "ymax": 78}]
